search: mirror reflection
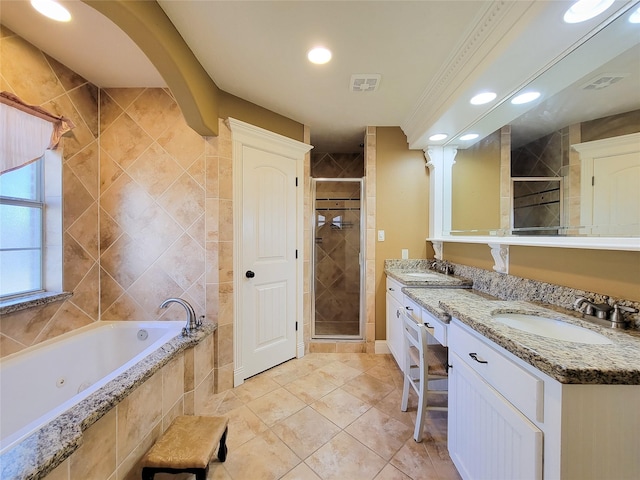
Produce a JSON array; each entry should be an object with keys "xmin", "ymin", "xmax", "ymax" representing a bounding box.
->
[{"xmin": 450, "ymin": 9, "xmax": 640, "ymax": 237}]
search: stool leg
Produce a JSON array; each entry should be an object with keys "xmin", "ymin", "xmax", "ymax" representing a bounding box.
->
[
  {"xmin": 217, "ymin": 426, "xmax": 229, "ymax": 462},
  {"xmin": 196, "ymin": 466, "xmax": 209, "ymax": 480},
  {"xmin": 141, "ymin": 467, "xmax": 155, "ymax": 480}
]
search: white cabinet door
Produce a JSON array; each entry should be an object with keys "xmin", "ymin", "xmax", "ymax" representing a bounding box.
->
[
  {"xmin": 448, "ymin": 351, "xmax": 543, "ymax": 480},
  {"xmin": 385, "ymin": 291, "xmax": 404, "ymax": 370}
]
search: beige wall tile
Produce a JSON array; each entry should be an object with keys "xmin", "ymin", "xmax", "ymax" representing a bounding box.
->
[
  {"xmin": 43, "ymin": 458, "xmax": 69, "ymax": 480},
  {"xmin": 116, "ymin": 423, "xmax": 162, "ymax": 480},
  {"xmin": 194, "ymin": 333, "xmax": 215, "ymax": 387},
  {"xmin": 194, "ymin": 369, "xmax": 217, "ymax": 414},
  {"xmin": 162, "ymin": 353, "xmax": 185, "ymax": 416},
  {"xmin": 116, "ymin": 371, "xmax": 162, "ymax": 462},
  {"xmin": 70, "ymin": 409, "xmax": 116, "ymax": 480}
]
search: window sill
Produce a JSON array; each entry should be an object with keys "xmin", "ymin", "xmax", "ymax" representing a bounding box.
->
[{"xmin": 0, "ymin": 291, "xmax": 72, "ymax": 316}]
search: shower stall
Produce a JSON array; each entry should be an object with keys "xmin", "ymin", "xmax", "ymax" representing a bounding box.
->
[{"xmin": 311, "ymin": 178, "xmax": 365, "ymax": 339}]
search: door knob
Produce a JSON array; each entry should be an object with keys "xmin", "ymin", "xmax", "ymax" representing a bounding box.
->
[{"xmin": 245, "ymin": 270, "xmax": 255, "ymax": 278}]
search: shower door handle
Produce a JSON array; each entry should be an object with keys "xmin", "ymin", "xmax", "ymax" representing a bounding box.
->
[{"xmin": 245, "ymin": 270, "xmax": 255, "ymax": 278}]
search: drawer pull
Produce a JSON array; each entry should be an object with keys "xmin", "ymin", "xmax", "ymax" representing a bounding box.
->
[
  {"xmin": 424, "ymin": 322, "xmax": 432, "ymax": 328},
  {"xmin": 405, "ymin": 306, "xmax": 413, "ymax": 311},
  {"xmin": 396, "ymin": 310, "xmax": 401, "ymax": 318},
  {"xmin": 389, "ymin": 287, "xmax": 395, "ymax": 291},
  {"xmin": 469, "ymin": 352, "xmax": 488, "ymax": 364}
]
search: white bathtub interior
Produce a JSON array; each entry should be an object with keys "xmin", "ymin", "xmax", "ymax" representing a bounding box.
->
[{"xmin": 0, "ymin": 321, "xmax": 183, "ymax": 454}]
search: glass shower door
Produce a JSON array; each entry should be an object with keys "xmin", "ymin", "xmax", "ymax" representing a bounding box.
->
[{"xmin": 312, "ymin": 178, "xmax": 364, "ymax": 339}]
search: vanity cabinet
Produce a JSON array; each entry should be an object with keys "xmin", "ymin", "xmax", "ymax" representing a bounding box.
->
[
  {"xmin": 448, "ymin": 319, "xmax": 640, "ymax": 480},
  {"xmin": 385, "ymin": 277, "xmax": 404, "ymax": 367}
]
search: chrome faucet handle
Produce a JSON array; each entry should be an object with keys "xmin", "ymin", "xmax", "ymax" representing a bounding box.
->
[{"xmin": 611, "ymin": 304, "xmax": 639, "ymax": 328}]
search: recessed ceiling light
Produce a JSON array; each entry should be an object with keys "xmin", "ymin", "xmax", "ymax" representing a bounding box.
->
[
  {"xmin": 563, "ymin": 0, "xmax": 615, "ymax": 24},
  {"xmin": 307, "ymin": 47, "xmax": 332, "ymax": 65},
  {"xmin": 470, "ymin": 92, "xmax": 497, "ymax": 105},
  {"xmin": 630, "ymin": 6, "xmax": 640, "ymax": 23},
  {"xmin": 429, "ymin": 133, "xmax": 448, "ymax": 141},
  {"xmin": 511, "ymin": 91, "xmax": 541, "ymax": 105},
  {"xmin": 31, "ymin": 0, "xmax": 71, "ymax": 22},
  {"xmin": 459, "ymin": 133, "xmax": 479, "ymax": 141}
]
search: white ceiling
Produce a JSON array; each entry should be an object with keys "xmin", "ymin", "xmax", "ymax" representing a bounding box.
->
[{"xmin": 1, "ymin": 0, "xmax": 638, "ymax": 152}]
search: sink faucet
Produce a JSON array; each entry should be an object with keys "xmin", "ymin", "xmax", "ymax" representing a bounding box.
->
[
  {"xmin": 573, "ymin": 297, "xmax": 612, "ymax": 319},
  {"xmin": 160, "ymin": 298, "xmax": 198, "ymax": 336}
]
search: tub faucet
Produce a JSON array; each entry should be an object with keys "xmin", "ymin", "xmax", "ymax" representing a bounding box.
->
[{"xmin": 160, "ymin": 298, "xmax": 198, "ymax": 336}]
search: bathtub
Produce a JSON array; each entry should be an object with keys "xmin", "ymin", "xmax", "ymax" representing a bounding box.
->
[{"xmin": 0, "ymin": 321, "xmax": 184, "ymax": 455}]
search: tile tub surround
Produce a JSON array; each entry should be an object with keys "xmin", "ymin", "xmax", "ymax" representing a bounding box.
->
[{"xmin": 0, "ymin": 323, "xmax": 216, "ymax": 480}]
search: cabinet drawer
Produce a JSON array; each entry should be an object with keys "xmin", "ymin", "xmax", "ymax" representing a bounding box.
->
[
  {"xmin": 386, "ymin": 277, "xmax": 404, "ymax": 303},
  {"xmin": 450, "ymin": 320, "xmax": 544, "ymax": 422},
  {"xmin": 404, "ymin": 297, "xmax": 422, "ymax": 323},
  {"xmin": 423, "ymin": 309, "xmax": 447, "ymax": 346}
]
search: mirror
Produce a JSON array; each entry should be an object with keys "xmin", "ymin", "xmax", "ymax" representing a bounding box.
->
[{"xmin": 448, "ymin": 7, "xmax": 640, "ymax": 239}]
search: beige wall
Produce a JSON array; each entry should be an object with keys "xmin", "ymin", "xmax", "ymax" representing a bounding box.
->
[
  {"xmin": 442, "ymin": 242, "xmax": 640, "ymax": 302},
  {"xmin": 451, "ymin": 130, "xmax": 501, "ymax": 232},
  {"xmin": 374, "ymin": 127, "xmax": 429, "ymax": 340}
]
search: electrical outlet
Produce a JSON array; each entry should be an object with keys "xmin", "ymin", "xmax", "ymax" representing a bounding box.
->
[
  {"xmin": 402, "ymin": 249, "xmax": 409, "ymax": 259},
  {"xmin": 377, "ymin": 230, "xmax": 385, "ymax": 241}
]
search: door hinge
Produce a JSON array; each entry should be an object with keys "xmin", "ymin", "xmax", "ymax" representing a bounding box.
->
[
  {"xmin": 295, "ymin": 177, "xmax": 299, "ymax": 187},
  {"xmin": 592, "ymin": 176, "xmax": 595, "ymax": 186},
  {"xmin": 295, "ymin": 321, "xmax": 298, "ymax": 331},
  {"xmin": 295, "ymin": 249, "xmax": 298, "ymax": 259}
]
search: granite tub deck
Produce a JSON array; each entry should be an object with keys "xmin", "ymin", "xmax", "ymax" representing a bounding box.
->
[{"xmin": 0, "ymin": 323, "xmax": 216, "ymax": 480}]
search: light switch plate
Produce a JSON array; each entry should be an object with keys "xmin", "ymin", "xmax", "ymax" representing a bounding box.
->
[
  {"xmin": 401, "ymin": 249, "xmax": 409, "ymax": 259},
  {"xmin": 377, "ymin": 230, "xmax": 385, "ymax": 241}
]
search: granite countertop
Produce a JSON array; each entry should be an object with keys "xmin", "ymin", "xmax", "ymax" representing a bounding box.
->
[
  {"xmin": 385, "ymin": 259, "xmax": 640, "ymax": 385},
  {"xmin": 385, "ymin": 268, "xmax": 472, "ymax": 288},
  {"xmin": 0, "ymin": 323, "xmax": 217, "ymax": 480},
  {"xmin": 401, "ymin": 285, "xmax": 640, "ymax": 385},
  {"xmin": 442, "ymin": 296, "xmax": 640, "ymax": 385}
]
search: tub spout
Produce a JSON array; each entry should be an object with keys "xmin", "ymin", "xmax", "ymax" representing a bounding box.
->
[{"xmin": 160, "ymin": 298, "xmax": 197, "ymax": 335}]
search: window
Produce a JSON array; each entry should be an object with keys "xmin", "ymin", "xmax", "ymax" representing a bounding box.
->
[{"xmin": 0, "ymin": 159, "xmax": 44, "ymax": 298}]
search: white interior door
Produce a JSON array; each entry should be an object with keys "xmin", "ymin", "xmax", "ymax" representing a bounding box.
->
[
  {"xmin": 240, "ymin": 146, "xmax": 297, "ymax": 380},
  {"xmin": 592, "ymin": 152, "xmax": 640, "ymax": 235}
]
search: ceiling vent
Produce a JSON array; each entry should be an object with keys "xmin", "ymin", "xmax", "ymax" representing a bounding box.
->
[
  {"xmin": 350, "ymin": 74, "xmax": 381, "ymax": 92},
  {"xmin": 581, "ymin": 73, "xmax": 627, "ymax": 91}
]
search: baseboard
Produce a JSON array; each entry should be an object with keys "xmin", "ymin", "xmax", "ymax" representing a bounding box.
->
[{"xmin": 375, "ymin": 340, "xmax": 390, "ymax": 354}]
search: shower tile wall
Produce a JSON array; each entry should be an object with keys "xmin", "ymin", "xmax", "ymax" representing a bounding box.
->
[{"xmin": 511, "ymin": 130, "xmax": 565, "ymax": 232}]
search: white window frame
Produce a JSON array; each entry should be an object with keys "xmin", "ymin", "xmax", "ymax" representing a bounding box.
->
[{"xmin": 0, "ymin": 149, "xmax": 63, "ymax": 304}]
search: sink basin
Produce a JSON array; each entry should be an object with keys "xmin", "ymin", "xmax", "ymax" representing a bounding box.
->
[
  {"xmin": 404, "ymin": 272, "xmax": 442, "ymax": 280},
  {"xmin": 490, "ymin": 313, "xmax": 613, "ymax": 344}
]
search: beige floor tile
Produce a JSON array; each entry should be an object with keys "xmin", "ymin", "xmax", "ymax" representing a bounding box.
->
[
  {"xmin": 373, "ymin": 464, "xmax": 412, "ymax": 480},
  {"xmin": 315, "ymin": 360, "xmax": 362, "ymax": 386},
  {"xmin": 305, "ymin": 432, "xmax": 387, "ymax": 480},
  {"xmin": 233, "ymin": 375, "xmax": 280, "ymax": 403},
  {"xmin": 271, "ymin": 407, "xmax": 341, "ymax": 459},
  {"xmin": 213, "ymin": 353, "xmax": 460, "ymax": 480},
  {"xmin": 281, "ymin": 462, "xmax": 322, "ymax": 480},
  {"xmin": 345, "ymin": 407, "xmax": 414, "ymax": 460},
  {"xmin": 375, "ymin": 388, "xmax": 418, "ymax": 428},
  {"xmin": 222, "ymin": 430, "xmax": 301, "ymax": 480},
  {"xmin": 247, "ymin": 388, "xmax": 306, "ymax": 427},
  {"xmin": 310, "ymin": 388, "xmax": 371, "ymax": 429},
  {"xmin": 285, "ymin": 371, "xmax": 339, "ymax": 404},
  {"xmin": 390, "ymin": 439, "xmax": 439, "ymax": 479},
  {"xmin": 223, "ymin": 405, "xmax": 268, "ymax": 449},
  {"xmin": 341, "ymin": 373, "xmax": 396, "ymax": 404}
]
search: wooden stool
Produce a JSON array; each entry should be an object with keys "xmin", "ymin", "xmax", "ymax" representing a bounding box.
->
[{"xmin": 141, "ymin": 415, "xmax": 229, "ymax": 480}]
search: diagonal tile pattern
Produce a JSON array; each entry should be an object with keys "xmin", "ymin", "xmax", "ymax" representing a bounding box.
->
[{"xmin": 200, "ymin": 353, "xmax": 461, "ymax": 480}]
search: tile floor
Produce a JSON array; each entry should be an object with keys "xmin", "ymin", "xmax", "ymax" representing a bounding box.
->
[{"xmin": 199, "ymin": 352, "xmax": 462, "ymax": 480}]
